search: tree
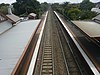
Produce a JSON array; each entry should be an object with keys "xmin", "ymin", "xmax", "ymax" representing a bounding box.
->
[
  {"xmin": 40, "ymin": 2, "xmax": 49, "ymax": 12},
  {"xmin": 67, "ymin": 8, "xmax": 81, "ymax": 20},
  {"xmin": 80, "ymin": 0, "xmax": 95, "ymax": 10},
  {"xmin": 80, "ymin": 10, "xmax": 96, "ymax": 20},
  {"xmin": 79, "ymin": 0, "xmax": 96, "ymax": 20},
  {"xmin": 0, "ymin": 3, "xmax": 9, "ymax": 15},
  {"xmin": 13, "ymin": 0, "xmax": 40, "ymax": 17},
  {"xmin": 61, "ymin": 2, "xmax": 69, "ymax": 14},
  {"xmin": 52, "ymin": 3, "xmax": 60, "ymax": 11},
  {"xmin": 52, "ymin": 1, "xmax": 97, "ymax": 20}
]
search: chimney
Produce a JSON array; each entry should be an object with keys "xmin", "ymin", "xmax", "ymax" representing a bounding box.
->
[{"xmin": 8, "ymin": 5, "xmax": 13, "ymax": 15}]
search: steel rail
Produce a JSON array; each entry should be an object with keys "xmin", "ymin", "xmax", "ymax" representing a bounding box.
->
[
  {"xmin": 55, "ymin": 21, "xmax": 70, "ymax": 75},
  {"xmin": 55, "ymin": 14, "xmax": 84, "ymax": 75}
]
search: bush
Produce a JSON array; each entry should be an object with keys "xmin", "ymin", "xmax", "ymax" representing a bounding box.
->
[
  {"xmin": 80, "ymin": 10, "xmax": 97, "ymax": 20},
  {"xmin": 67, "ymin": 8, "xmax": 81, "ymax": 20}
]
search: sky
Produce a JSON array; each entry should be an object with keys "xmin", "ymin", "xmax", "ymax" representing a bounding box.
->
[{"xmin": 0, "ymin": 0, "xmax": 100, "ymax": 4}]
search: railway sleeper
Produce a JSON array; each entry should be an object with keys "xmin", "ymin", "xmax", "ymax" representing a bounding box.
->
[{"xmin": 43, "ymin": 62, "xmax": 52, "ymax": 66}]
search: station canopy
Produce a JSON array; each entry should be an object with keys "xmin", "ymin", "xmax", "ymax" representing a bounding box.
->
[
  {"xmin": 0, "ymin": 20, "xmax": 40, "ymax": 75},
  {"xmin": 72, "ymin": 21, "xmax": 100, "ymax": 38}
]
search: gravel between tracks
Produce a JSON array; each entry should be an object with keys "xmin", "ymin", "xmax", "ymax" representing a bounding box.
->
[
  {"xmin": 34, "ymin": 9, "xmax": 83, "ymax": 75},
  {"xmin": 34, "ymin": 9, "xmax": 68, "ymax": 75}
]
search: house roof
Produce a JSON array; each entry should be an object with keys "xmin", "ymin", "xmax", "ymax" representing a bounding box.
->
[
  {"xmin": 0, "ymin": 13, "xmax": 20, "ymax": 24},
  {"xmin": 29, "ymin": 13, "xmax": 36, "ymax": 17},
  {"xmin": 91, "ymin": 8, "xmax": 100, "ymax": 13},
  {"xmin": 6, "ymin": 14, "xmax": 20, "ymax": 23}
]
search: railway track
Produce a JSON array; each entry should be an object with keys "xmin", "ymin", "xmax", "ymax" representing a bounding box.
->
[
  {"xmin": 8, "ymin": 7, "xmax": 96, "ymax": 75},
  {"xmin": 55, "ymin": 11, "xmax": 100, "ymax": 75},
  {"xmin": 40, "ymin": 11, "xmax": 54, "ymax": 75},
  {"xmin": 53, "ymin": 12, "xmax": 84, "ymax": 75},
  {"xmin": 34, "ymin": 9, "xmax": 87, "ymax": 75}
]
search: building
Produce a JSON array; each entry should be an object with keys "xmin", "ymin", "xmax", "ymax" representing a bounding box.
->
[
  {"xmin": 28, "ymin": 13, "xmax": 36, "ymax": 19},
  {"xmin": 0, "ymin": 5, "xmax": 41, "ymax": 75},
  {"xmin": 91, "ymin": 3, "xmax": 100, "ymax": 23},
  {"xmin": 0, "ymin": 19, "xmax": 41, "ymax": 75},
  {"xmin": 95, "ymin": 2, "xmax": 100, "ymax": 8},
  {"xmin": 91, "ymin": 3, "xmax": 100, "ymax": 13},
  {"xmin": 6, "ymin": 14, "xmax": 20, "ymax": 24},
  {"xmin": 91, "ymin": 8, "xmax": 100, "ymax": 13},
  {"xmin": 92, "ymin": 14, "xmax": 100, "ymax": 23}
]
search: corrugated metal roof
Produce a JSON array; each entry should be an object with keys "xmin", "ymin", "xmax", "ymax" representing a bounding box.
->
[
  {"xmin": 0, "ymin": 21, "xmax": 12, "ymax": 34},
  {"xmin": 72, "ymin": 21, "xmax": 100, "ymax": 38},
  {"xmin": 0, "ymin": 19, "xmax": 40, "ymax": 75}
]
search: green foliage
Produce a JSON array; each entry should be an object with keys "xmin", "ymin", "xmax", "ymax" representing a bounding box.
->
[
  {"xmin": 13, "ymin": 0, "xmax": 40, "ymax": 17},
  {"xmin": 13, "ymin": 0, "xmax": 49, "ymax": 18},
  {"xmin": 40, "ymin": 2, "xmax": 49, "ymax": 12},
  {"xmin": 67, "ymin": 8, "xmax": 81, "ymax": 20},
  {"xmin": 52, "ymin": 0, "xmax": 97, "ymax": 20},
  {"xmin": 80, "ymin": 10, "xmax": 97, "ymax": 20},
  {"xmin": 80, "ymin": 0, "xmax": 95, "ymax": 10},
  {"xmin": 38, "ymin": 2, "xmax": 49, "ymax": 17},
  {"xmin": 0, "ymin": 3, "xmax": 9, "ymax": 15},
  {"xmin": 79, "ymin": 0, "xmax": 96, "ymax": 20},
  {"xmin": 0, "ymin": 6, "xmax": 8, "ymax": 14},
  {"xmin": 52, "ymin": 3, "xmax": 60, "ymax": 11}
]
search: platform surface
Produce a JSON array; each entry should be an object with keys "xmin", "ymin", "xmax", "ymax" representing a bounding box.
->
[
  {"xmin": 0, "ymin": 20, "xmax": 40, "ymax": 75},
  {"xmin": 72, "ymin": 21, "xmax": 100, "ymax": 38}
]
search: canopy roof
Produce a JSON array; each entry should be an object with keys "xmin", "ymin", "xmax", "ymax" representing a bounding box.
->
[
  {"xmin": 0, "ymin": 20, "xmax": 40, "ymax": 75},
  {"xmin": 72, "ymin": 21, "xmax": 100, "ymax": 38}
]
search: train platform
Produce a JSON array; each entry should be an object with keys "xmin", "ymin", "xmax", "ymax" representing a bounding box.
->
[
  {"xmin": 33, "ymin": 10, "xmax": 85, "ymax": 75},
  {"xmin": 0, "ymin": 19, "xmax": 40, "ymax": 75},
  {"xmin": 72, "ymin": 20, "xmax": 100, "ymax": 72},
  {"xmin": 0, "ymin": 10, "xmax": 99, "ymax": 75},
  {"xmin": 54, "ymin": 11, "xmax": 100, "ymax": 75}
]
